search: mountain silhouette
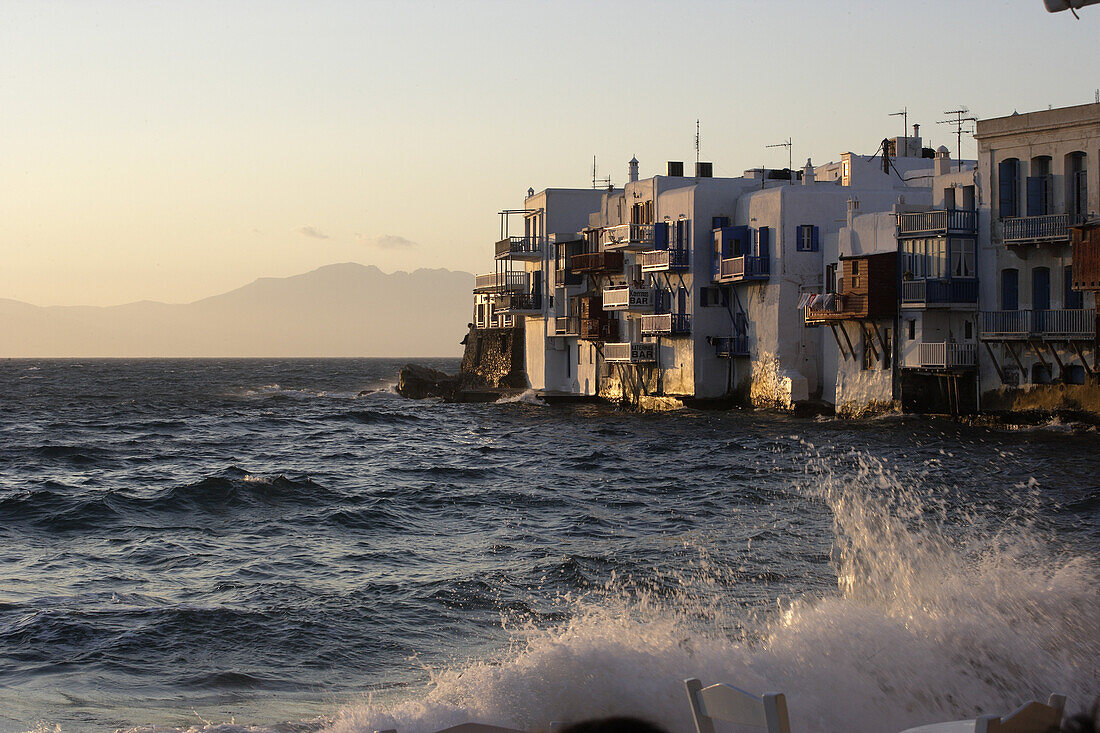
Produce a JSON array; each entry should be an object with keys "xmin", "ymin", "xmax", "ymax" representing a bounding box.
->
[{"xmin": 0, "ymin": 263, "xmax": 474, "ymax": 357}]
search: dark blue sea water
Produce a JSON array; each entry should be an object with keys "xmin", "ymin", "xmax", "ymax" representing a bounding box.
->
[{"xmin": 1, "ymin": 359, "xmax": 1097, "ymax": 733}]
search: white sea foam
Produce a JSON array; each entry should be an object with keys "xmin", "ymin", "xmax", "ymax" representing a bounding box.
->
[
  {"xmin": 495, "ymin": 389, "xmax": 543, "ymax": 405},
  {"xmin": 110, "ymin": 452, "xmax": 1098, "ymax": 733}
]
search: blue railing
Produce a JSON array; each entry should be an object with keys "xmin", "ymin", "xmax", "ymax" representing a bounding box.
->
[{"xmin": 901, "ymin": 278, "xmax": 979, "ymax": 305}]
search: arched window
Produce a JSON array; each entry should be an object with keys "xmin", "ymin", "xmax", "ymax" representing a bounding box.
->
[
  {"xmin": 1001, "ymin": 268, "xmax": 1019, "ymax": 311},
  {"xmin": 1065, "ymin": 152, "xmax": 1087, "ymax": 220},
  {"xmin": 998, "ymin": 158, "xmax": 1021, "ymax": 218}
]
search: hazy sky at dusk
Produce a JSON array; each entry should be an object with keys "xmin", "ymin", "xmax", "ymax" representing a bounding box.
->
[{"xmin": 2, "ymin": 0, "xmax": 1097, "ymax": 306}]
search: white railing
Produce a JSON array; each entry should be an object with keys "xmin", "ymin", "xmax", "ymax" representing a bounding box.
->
[
  {"xmin": 980, "ymin": 310, "xmax": 1031, "ymax": 337},
  {"xmin": 639, "ymin": 248, "xmax": 689, "ymax": 271},
  {"xmin": 602, "ymin": 285, "xmax": 656, "ymax": 311},
  {"xmin": 1034, "ymin": 309, "xmax": 1095, "ymax": 338},
  {"xmin": 918, "ymin": 342, "xmax": 976, "ymax": 369},
  {"xmin": 603, "ymin": 342, "xmax": 657, "ymax": 363},
  {"xmin": 897, "ymin": 209, "xmax": 978, "ymax": 235},
  {"xmin": 474, "ymin": 271, "xmax": 528, "ymax": 293},
  {"xmin": 600, "ymin": 223, "xmax": 655, "ymax": 251},
  {"xmin": 637, "ymin": 313, "xmax": 691, "ymax": 334},
  {"xmin": 1002, "ymin": 213, "xmax": 1071, "ymax": 243}
]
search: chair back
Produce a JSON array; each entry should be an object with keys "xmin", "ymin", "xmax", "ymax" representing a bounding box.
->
[{"xmin": 684, "ymin": 678, "xmax": 791, "ymax": 733}]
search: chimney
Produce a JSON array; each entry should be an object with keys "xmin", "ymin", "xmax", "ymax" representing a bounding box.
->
[
  {"xmin": 695, "ymin": 162, "xmax": 712, "ymax": 178},
  {"xmin": 667, "ymin": 161, "xmax": 684, "ymax": 177},
  {"xmin": 913, "ymin": 123, "xmax": 920, "ymax": 139},
  {"xmin": 628, "ymin": 156, "xmax": 639, "ymax": 183},
  {"xmin": 802, "ymin": 158, "xmax": 815, "ymax": 185},
  {"xmin": 935, "ymin": 146, "xmax": 951, "ymax": 176}
]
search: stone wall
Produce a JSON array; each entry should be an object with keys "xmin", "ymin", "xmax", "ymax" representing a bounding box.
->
[{"xmin": 459, "ymin": 324, "xmax": 527, "ymax": 389}]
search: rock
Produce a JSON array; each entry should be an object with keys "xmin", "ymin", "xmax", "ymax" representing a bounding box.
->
[{"xmin": 395, "ymin": 364, "xmax": 461, "ymax": 400}]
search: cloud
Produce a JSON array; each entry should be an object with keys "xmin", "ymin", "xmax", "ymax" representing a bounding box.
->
[
  {"xmin": 356, "ymin": 233, "xmax": 418, "ymax": 249},
  {"xmin": 296, "ymin": 226, "xmax": 330, "ymax": 240}
]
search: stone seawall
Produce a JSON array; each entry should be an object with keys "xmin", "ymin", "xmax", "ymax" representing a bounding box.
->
[{"xmin": 459, "ymin": 323, "xmax": 527, "ymax": 389}]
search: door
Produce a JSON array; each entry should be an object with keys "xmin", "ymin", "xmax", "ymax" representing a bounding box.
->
[
  {"xmin": 1032, "ymin": 267, "xmax": 1050, "ymax": 311},
  {"xmin": 1001, "ymin": 268, "xmax": 1019, "ymax": 311},
  {"xmin": 1065, "ymin": 265, "xmax": 1084, "ymax": 310}
]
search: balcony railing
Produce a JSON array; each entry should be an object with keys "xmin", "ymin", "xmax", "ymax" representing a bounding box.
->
[
  {"xmin": 602, "ymin": 285, "xmax": 657, "ymax": 311},
  {"xmin": 914, "ymin": 342, "xmax": 977, "ymax": 370},
  {"xmin": 897, "ymin": 209, "xmax": 978, "ymax": 236},
  {"xmin": 603, "ymin": 342, "xmax": 657, "ymax": 363},
  {"xmin": 474, "ymin": 271, "xmax": 528, "ymax": 293},
  {"xmin": 713, "ymin": 335, "xmax": 749, "ymax": 358},
  {"xmin": 495, "ymin": 236, "xmax": 543, "ymax": 259},
  {"xmin": 638, "ymin": 313, "xmax": 692, "ymax": 335},
  {"xmin": 571, "ymin": 250, "xmax": 625, "ymax": 274},
  {"xmin": 900, "ymin": 278, "xmax": 979, "ymax": 306},
  {"xmin": 497, "ymin": 292, "xmax": 543, "ymax": 314},
  {"xmin": 639, "ymin": 248, "xmax": 689, "ymax": 272},
  {"xmin": 600, "ymin": 224, "xmax": 654, "ymax": 251},
  {"xmin": 1002, "ymin": 213, "xmax": 1073, "ymax": 244},
  {"xmin": 715, "ymin": 255, "xmax": 769, "ymax": 283},
  {"xmin": 554, "ymin": 316, "xmax": 580, "ymax": 336},
  {"xmin": 980, "ymin": 309, "xmax": 1096, "ymax": 339},
  {"xmin": 580, "ymin": 318, "xmax": 617, "ymax": 342}
]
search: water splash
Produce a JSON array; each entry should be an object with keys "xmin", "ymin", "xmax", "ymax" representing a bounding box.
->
[{"xmin": 495, "ymin": 390, "xmax": 543, "ymax": 405}]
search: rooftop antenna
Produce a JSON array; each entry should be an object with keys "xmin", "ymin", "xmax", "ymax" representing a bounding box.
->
[
  {"xmin": 590, "ymin": 155, "xmax": 611, "ymax": 189},
  {"xmin": 938, "ymin": 108, "xmax": 977, "ymax": 172},
  {"xmin": 889, "ymin": 107, "xmax": 908, "ymax": 141},
  {"xmin": 695, "ymin": 119, "xmax": 700, "ymax": 169},
  {"xmin": 766, "ymin": 138, "xmax": 793, "ymax": 184}
]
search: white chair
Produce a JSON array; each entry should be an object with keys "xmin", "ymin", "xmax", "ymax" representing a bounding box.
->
[
  {"xmin": 899, "ymin": 693, "xmax": 1066, "ymax": 733},
  {"xmin": 684, "ymin": 677, "xmax": 791, "ymax": 733}
]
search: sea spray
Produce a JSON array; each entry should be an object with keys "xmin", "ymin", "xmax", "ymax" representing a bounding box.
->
[{"xmin": 323, "ymin": 451, "xmax": 1098, "ymax": 733}]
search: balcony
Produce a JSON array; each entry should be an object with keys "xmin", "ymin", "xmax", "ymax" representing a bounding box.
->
[
  {"xmin": 571, "ymin": 250, "xmax": 625, "ymax": 275},
  {"xmin": 639, "ymin": 248, "xmax": 689, "ymax": 273},
  {"xmin": 554, "ymin": 316, "xmax": 580, "ymax": 336},
  {"xmin": 713, "ymin": 335, "xmax": 749, "ymax": 357},
  {"xmin": 980, "ymin": 309, "xmax": 1096, "ymax": 340},
  {"xmin": 638, "ymin": 313, "xmax": 692, "ymax": 335},
  {"xmin": 602, "ymin": 285, "xmax": 657, "ymax": 312},
  {"xmin": 804, "ymin": 294, "xmax": 872, "ymax": 324},
  {"xmin": 900, "ymin": 278, "xmax": 979, "ymax": 308},
  {"xmin": 906, "ymin": 342, "xmax": 977, "ymax": 370},
  {"xmin": 1072, "ymin": 223, "xmax": 1100, "ymax": 291},
  {"xmin": 603, "ymin": 342, "xmax": 657, "ymax": 363},
  {"xmin": 897, "ymin": 209, "xmax": 978, "ymax": 237},
  {"xmin": 715, "ymin": 255, "xmax": 769, "ymax": 284},
  {"xmin": 1002, "ymin": 213, "xmax": 1073, "ymax": 245},
  {"xmin": 495, "ymin": 236, "xmax": 543, "ymax": 260},
  {"xmin": 474, "ymin": 271, "xmax": 528, "ymax": 294},
  {"xmin": 497, "ymin": 292, "xmax": 543, "ymax": 315},
  {"xmin": 580, "ymin": 318, "xmax": 618, "ymax": 342},
  {"xmin": 600, "ymin": 224, "xmax": 654, "ymax": 252}
]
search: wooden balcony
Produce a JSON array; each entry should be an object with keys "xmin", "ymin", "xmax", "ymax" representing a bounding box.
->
[
  {"xmin": 638, "ymin": 313, "xmax": 691, "ymax": 335},
  {"xmin": 900, "ymin": 278, "xmax": 979, "ymax": 308},
  {"xmin": 570, "ymin": 250, "xmax": 624, "ymax": 275},
  {"xmin": 980, "ymin": 309, "xmax": 1096, "ymax": 340},
  {"xmin": 554, "ymin": 316, "xmax": 580, "ymax": 336},
  {"xmin": 600, "ymin": 224, "xmax": 655, "ymax": 252},
  {"xmin": 1002, "ymin": 213, "xmax": 1073, "ymax": 245},
  {"xmin": 579, "ymin": 318, "xmax": 617, "ymax": 342},
  {"xmin": 495, "ymin": 236, "xmax": 543, "ymax": 260},
  {"xmin": 603, "ymin": 342, "xmax": 657, "ymax": 363},
  {"xmin": 714, "ymin": 255, "xmax": 769, "ymax": 284},
  {"xmin": 639, "ymin": 248, "xmax": 689, "ymax": 273},
  {"xmin": 805, "ymin": 252, "xmax": 897, "ymax": 324},
  {"xmin": 897, "ymin": 209, "xmax": 978, "ymax": 237},
  {"xmin": 1071, "ymin": 221, "xmax": 1100, "ymax": 291}
]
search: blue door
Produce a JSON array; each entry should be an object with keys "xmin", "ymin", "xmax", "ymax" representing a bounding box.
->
[
  {"xmin": 1001, "ymin": 269, "xmax": 1019, "ymax": 311},
  {"xmin": 1065, "ymin": 265, "xmax": 1084, "ymax": 310}
]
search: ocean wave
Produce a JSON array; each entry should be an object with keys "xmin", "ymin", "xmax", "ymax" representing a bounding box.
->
[{"xmin": 326, "ymin": 409, "xmax": 422, "ymax": 426}]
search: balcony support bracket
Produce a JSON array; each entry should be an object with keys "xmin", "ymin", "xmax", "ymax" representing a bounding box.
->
[
  {"xmin": 860, "ymin": 322, "xmax": 880, "ymax": 361},
  {"xmin": 1068, "ymin": 340, "xmax": 1095, "ymax": 377},
  {"xmin": 1027, "ymin": 340, "xmax": 1051, "ymax": 370},
  {"xmin": 984, "ymin": 341, "xmax": 1007, "ymax": 384},
  {"xmin": 839, "ymin": 323, "xmax": 857, "ymax": 361},
  {"xmin": 1046, "ymin": 341, "xmax": 1066, "ymax": 376},
  {"xmin": 1005, "ymin": 342, "xmax": 1028, "ymax": 376},
  {"xmin": 828, "ymin": 324, "xmax": 850, "ymax": 361}
]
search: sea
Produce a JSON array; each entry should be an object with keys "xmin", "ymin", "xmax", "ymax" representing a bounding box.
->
[{"xmin": 1, "ymin": 358, "xmax": 1097, "ymax": 733}]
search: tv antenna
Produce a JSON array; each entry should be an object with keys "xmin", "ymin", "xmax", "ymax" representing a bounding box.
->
[
  {"xmin": 766, "ymin": 138, "xmax": 793, "ymax": 184},
  {"xmin": 591, "ymin": 155, "xmax": 611, "ymax": 189},
  {"xmin": 695, "ymin": 119, "xmax": 700, "ymax": 168},
  {"xmin": 889, "ymin": 107, "xmax": 908, "ymax": 139},
  {"xmin": 938, "ymin": 108, "xmax": 977, "ymax": 171}
]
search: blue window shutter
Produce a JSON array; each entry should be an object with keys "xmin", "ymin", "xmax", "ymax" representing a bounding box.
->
[
  {"xmin": 654, "ymin": 222, "xmax": 668, "ymax": 250},
  {"xmin": 1032, "ymin": 267, "xmax": 1050, "ymax": 311},
  {"xmin": 730, "ymin": 226, "xmax": 750, "ymax": 257},
  {"xmin": 712, "ymin": 216, "xmax": 729, "ymax": 230},
  {"xmin": 1026, "ymin": 177, "xmax": 1042, "ymax": 217},
  {"xmin": 795, "ymin": 225, "xmax": 804, "ymax": 250},
  {"xmin": 1065, "ymin": 266, "xmax": 1084, "ymax": 310},
  {"xmin": 811, "ymin": 226, "xmax": 820, "ymax": 252},
  {"xmin": 998, "ymin": 160, "xmax": 1017, "ymax": 218},
  {"xmin": 757, "ymin": 227, "xmax": 770, "ymax": 260}
]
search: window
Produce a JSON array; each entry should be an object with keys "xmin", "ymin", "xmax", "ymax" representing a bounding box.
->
[
  {"xmin": 907, "ymin": 319, "xmax": 915, "ymax": 341},
  {"xmin": 1066, "ymin": 152, "xmax": 1088, "ymax": 220},
  {"xmin": 847, "ymin": 259, "xmax": 862, "ymax": 290},
  {"xmin": 1028, "ymin": 156, "xmax": 1053, "ymax": 216},
  {"xmin": 965, "ymin": 320, "xmax": 973, "ymax": 340},
  {"xmin": 861, "ymin": 334, "xmax": 873, "ymax": 371},
  {"xmin": 998, "ymin": 158, "xmax": 1020, "ymax": 219},
  {"xmin": 882, "ymin": 328, "xmax": 892, "ymax": 370},
  {"xmin": 951, "ymin": 239, "xmax": 975, "ymax": 278},
  {"xmin": 825, "ymin": 263, "xmax": 837, "ymax": 294},
  {"xmin": 1065, "ymin": 265, "xmax": 1084, "ymax": 310},
  {"xmin": 797, "ymin": 225, "xmax": 819, "ymax": 252},
  {"xmin": 1001, "ymin": 268, "xmax": 1019, "ymax": 311}
]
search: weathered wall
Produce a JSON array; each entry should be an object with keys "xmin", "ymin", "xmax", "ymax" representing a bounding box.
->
[{"xmin": 460, "ymin": 323, "xmax": 527, "ymax": 389}]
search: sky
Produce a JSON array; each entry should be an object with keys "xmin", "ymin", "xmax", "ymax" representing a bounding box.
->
[{"xmin": 1, "ymin": 0, "xmax": 1098, "ymax": 307}]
